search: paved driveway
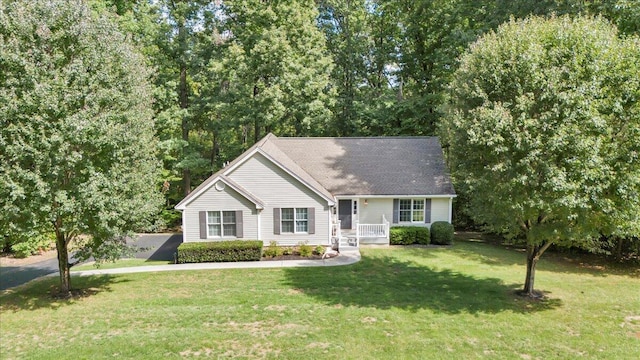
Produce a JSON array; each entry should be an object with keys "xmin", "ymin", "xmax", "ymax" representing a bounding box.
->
[
  {"xmin": 0, "ymin": 233, "xmax": 183, "ymax": 291},
  {"xmin": 129, "ymin": 233, "xmax": 183, "ymax": 262},
  {"xmin": 0, "ymin": 258, "xmax": 60, "ymax": 291}
]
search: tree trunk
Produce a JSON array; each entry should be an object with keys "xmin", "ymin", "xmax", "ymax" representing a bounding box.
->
[
  {"xmin": 254, "ymin": 117, "xmax": 260, "ymax": 144},
  {"xmin": 253, "ymin": 84, "xmax": 260, "ymax": 143},
  {"xmin": 614, "ymin": 236, "xmax": 623, "ymax": 260},
  {"xmin": 523, "ymin": 244, "xmax": 538, "ymax": 296},
  {"xmin": 210, "ymin": 132, "xmax": 218, "ymax": 169},
  {"xmin": 523, "ymin": 241, "xmax": 552, "ymax": 297},
  {"xmin": 180, "ymin": 66, "xmax": 190, "ymax": 196},
  {"xmin": 55, "ymin": 231, "xmax": 71, "ymax": 295},
  {"xmin": 177, "ymin": 7, "xmax": 190, "ymax": 196}
]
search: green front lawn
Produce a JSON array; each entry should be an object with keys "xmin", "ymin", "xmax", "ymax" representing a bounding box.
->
[
  {"xmin": 1, "ymin": 236, "xmax": 638, "ymax": 359},
  {"xmin": 71, "ymin": 259, "xmax": 172, "ymax": 271}
]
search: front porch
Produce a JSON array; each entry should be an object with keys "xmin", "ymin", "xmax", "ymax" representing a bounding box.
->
[
  {"xmin": 330, "ymin": 216, "xmax": 390, "ymax": 248},
  {"xmin": 331, "ymin": 198, "xmax": 391, "ymax": 247}
]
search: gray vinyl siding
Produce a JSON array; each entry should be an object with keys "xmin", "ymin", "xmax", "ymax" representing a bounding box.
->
[
  {"xmin": 360, "ymin": 198, "xmax": 394, "ymax": 225},
  {"xmin": 227, "ymin": 152, "xmax": 330, "ymax": 245},
  {"xmin": 431, "ymin": 198, "xmax": 451, "ymax": 223},
  {"xmin": 182, "ymin": 184, "xmax": 258, "ymax": 242},
  {"xmin": 360, "ymin": 197, "xmax": 452, "ymax": 228}
]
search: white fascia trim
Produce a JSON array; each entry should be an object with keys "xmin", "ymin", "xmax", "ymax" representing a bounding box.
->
[
  {"xmin": 240, "ymin": 148, "xmax": 336, "ymax": 207},
  {"xmin": 174, "ymin": 175, "xmax": 264, "ymax": 210},
  {"xmin": 335, "ymin": 194, "xmax": 457, "ymax": 199},
  {"xmin": 221, "ymin": 148, "xmax": 261, "ymax": 175}
]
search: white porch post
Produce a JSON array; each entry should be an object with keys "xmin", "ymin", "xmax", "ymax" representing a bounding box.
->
[
  {"xmin": 448, "ymin": 197, "xmax": 453, "ymax": 223},
  {"xmin": 356, "ymin": 220, "xmax": 359, "ymax": 246},
  {"xmin": 327, "ymin": 206, "xmax": 332, "ymax": 245},
  {"xmin": 257, "ymin": 209, "xmax": 261, "ymax": 241}
]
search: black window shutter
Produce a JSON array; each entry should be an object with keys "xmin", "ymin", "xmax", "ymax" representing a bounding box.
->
[
  {"xmin": 273, "ymin": 208, "xmax": 280, "ymax": 234},
  {"xmin": 199, "ymin": 211, "xmax": 207, "ymax": 239},
  {"xmin": 235, "ymin": 210, "xmax": 243, "ymax": 238},
  {"xmin": 392, "ymin": 199, "xmax": 399, "ymax": 224},
  {"xmin": 308, "ymin": 208, "xmax": 315, "ymax": 234},
  {"xmin": 425, "ymin": 199, "xmax": 432, "ymax": 223}
]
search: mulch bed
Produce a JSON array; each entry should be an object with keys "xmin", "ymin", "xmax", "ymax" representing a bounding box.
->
[{"xmin": 261, "ymin": 253, "xmax": 338, "ymax": 261}]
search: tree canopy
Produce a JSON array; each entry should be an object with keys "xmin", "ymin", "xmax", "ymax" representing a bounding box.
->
[
  {"xmin": 440, "ymin": 15, "xmax": 640, "ymax": 296},
  {"xmin": 0, "ymin": 0, "xmax": 164, "ymax": 293},
  {"xmin": 89, "ymin": 0, "xmax": 640, "ymax": 221}
]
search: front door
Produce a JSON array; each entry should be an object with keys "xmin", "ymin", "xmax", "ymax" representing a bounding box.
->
[{"xmin": 338, "ymin": 200, "xmax": 352, "ymax": 229}]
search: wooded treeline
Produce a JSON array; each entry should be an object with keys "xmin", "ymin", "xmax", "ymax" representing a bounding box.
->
[{"xmin": 88, "ymin": 0, "xmax": 638, "ymax": 225}]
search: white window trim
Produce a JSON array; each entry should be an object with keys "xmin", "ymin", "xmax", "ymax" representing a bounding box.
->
[
  {"xmin": 207, "ymin": 210, "xmax": 237, "ymax": 238},
  {"xmin": 281, "ymin": 208, "xmax": 309, "ymax": 234},
  {"xmin": 398, "ymin": 199, "xmax": 425, "ymax": 223}
]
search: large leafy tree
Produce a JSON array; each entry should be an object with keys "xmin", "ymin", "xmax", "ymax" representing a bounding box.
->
[
  {"xmin": 440, "ymin": 16, "xmax": 640, "ymax": 297},
  {"xmin": 208, "ymin": 0, "xmax": 334, "ymax": 147},
  {"xmin": 318, "ymin": 0, "xmax": 406, "ymax": 137},
  {"xmin": 93, "ymin": 0, "xmax": 221, "ymax": 216},
  {"xmin": 0, "ymin": 0, "xmax": 164, "ymax": 294},
  {"xmin": 154, "ymin": 0, "xmax": 217, "ymax": 197}
]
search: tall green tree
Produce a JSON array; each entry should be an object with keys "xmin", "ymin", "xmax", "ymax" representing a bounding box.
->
[
  {"xmin": 440, "ymin": 16, "xmax": 640, "ymax": 297},
  {"xmin": 89, "ymin": 0, "xmax": 221, "ymax": 216},
  {"xmin": 589, "ymin": 0, "xmax": 640, "ymax": 36},
  {"xmin": 208, "ymin": 0, "xmax": 334, "ymax": 147},
  {"xmin": 0, "ymin": 0, "xmax": 164, "ymax": 294},
  {"xmin": 388, "ymin": 0, "xmax": 576, "ymax": 135},
  {"xmin": 153, "ymin": 0, "xmax": 215, "ymax": 197},
  {"xmin": 318, "ymin": 0, "xmax": 405, "ymax": 136},
  {"xmin": 318, "ymin": 0, "xmax": 369, "ymax": 135}
]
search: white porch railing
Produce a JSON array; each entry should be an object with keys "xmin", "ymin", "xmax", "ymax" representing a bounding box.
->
[
  {"xmin": 355, "ymin": 215, "xmax": 390, "ymax": 246},
  {"xmin": 331, "ymin": 215, "xmax": 390, "ymax": 248},
  {"xmin": 357, "ymin": 224, "xmax": 387, "ymax": 237}
]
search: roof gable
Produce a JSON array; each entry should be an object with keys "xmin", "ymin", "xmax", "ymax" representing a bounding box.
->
[
  {"xmin": 176, "ymin": 134, "xmax": 336, "ymax": 210},
  {"xmin": 175, "ymin": 175, "xmax": 265, "ymax": 210}
]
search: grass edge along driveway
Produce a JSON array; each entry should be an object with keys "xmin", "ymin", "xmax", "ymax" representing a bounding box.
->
[{"xmin": 1, "ymin": 235, "xmax": 639, "ymax": 359}]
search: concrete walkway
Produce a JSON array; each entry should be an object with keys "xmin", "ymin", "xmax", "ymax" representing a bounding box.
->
[{"xmin": 73, "ymin": 247, "xmax": 361, "ymax": 277}]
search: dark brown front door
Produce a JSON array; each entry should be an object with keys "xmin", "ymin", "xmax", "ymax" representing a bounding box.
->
[{"xmin": 338, "ymin": 200, "xmax": 352, "ymax": 229}]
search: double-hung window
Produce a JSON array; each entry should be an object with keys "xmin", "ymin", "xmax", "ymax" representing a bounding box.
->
[
  {"xmin": 207, "ymin": 210, "xmax": 236, "ymax": 237},
  {"xmin": 295, "ymin": 208, "xmax": 308, "ymax": 233},
  {"xmin": 281, "ymin": 208, "xmax": 308, "ymax": 233},
  {"xmin": 399, "ymin": 199, "xmax": 425, "ymax": 223}
]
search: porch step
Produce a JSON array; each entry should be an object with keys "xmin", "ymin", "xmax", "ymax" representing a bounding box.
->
[{"xmin": 339, "ymin": 236, "xmax": 358, "ymax": 248}]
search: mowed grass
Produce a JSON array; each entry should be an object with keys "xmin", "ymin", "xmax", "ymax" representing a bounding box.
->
[
  {"xmin": 1, "ymin": 236, "xmax": 638, "ymax": 359},
  {"xmin": 72, "ymin": 259, "xmax": 172, "ymax": 271}
]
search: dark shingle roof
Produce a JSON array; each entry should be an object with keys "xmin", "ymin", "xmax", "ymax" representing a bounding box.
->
[
  {"xmin": 271, "ymin": 136, "xmax": 455, "ymax": 196},
  {"xmin": 177, "ymin": 134, "xmax": 455, "ymax": 209}
]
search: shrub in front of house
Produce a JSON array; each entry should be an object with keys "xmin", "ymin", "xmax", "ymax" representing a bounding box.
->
[
  {"xmin": 177, "ymin": 240, "xmax": 263, "ymax": 263},
  {"xmin": 430, "ymin": 221, "xmax": 454, "ymax": 245},
  {"xmin": 263, "ymin": 241, "xmax": 283, "ymax": 258},
  {"xmin": 390, "ymin": 226, "xmax": 430, "ymax": 245},
  {"xmin": 298, "ymin": 241, "xmax": 313, "ymax": 257}
]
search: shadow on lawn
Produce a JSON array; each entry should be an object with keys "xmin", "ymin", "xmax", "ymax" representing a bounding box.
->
[
  {"xmin": 452, "ymin": 233, "xmax": 639, "ymax": 278},
  {"xmin": 283, "ymin": 254, "xmax": 561, "ymax": 314},
  {"xmin": 0, "ymin": 275, "xmax": 128, "ymax": 313}
]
